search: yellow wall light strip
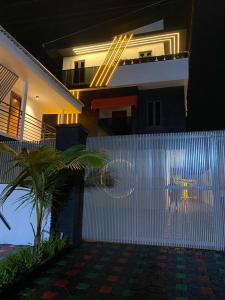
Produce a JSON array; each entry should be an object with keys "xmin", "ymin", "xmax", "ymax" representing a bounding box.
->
[
  {"xmin": 105, "ymin": 34, "xmax": 133, "ymax": 86},
  {"xmin": 90, "ymin": 36, "xmax": 118, "ymax": 87},
  {"xmin": 98, "ymin": 35, "xmax": 129, "ymax": 87},
  {"xmin": 73, "ymin": 32, "xmax": 180, "ymax": 55},
  {"xmin": 94, "ymin": 35, "xmax": 124, "ymax": 87}
]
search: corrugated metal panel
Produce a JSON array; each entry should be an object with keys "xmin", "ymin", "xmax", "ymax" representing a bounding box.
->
[
  {"xmin": 83, "ymin": 131, "xmax": 225, "ymax": 250},
  {"xmin": 0, "ymin": 64, "xmax": 18, "ymax": 103}
]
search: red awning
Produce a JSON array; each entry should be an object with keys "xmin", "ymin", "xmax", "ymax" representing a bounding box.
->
[{"xmin": 91, "ymin": 95, "xmax": 138, "ymax": 111}]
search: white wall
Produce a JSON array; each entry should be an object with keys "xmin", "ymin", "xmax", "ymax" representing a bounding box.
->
[
  {"xmin": 0, "ymin": 184, "xmax": 50, "ymax": 245},
  {"xmin": 108, "ymin": 58, "xmax": 189, "ymax": 88},
  {"xmin": 63, "ymin": 43, "xmax": 165, "ymax": 70}
]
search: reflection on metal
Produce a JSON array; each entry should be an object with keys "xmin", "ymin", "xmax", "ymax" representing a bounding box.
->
[
  {"xmin": 100, "ymin": 159, "xmax": 135, "ymax": 199},
  {"xmin": 83, "ymin": 131, "xmax": 225, "ymax": 250},
  {"xmin": 174, "ymin": 176, "xmax": 197, "ymax": 200}
]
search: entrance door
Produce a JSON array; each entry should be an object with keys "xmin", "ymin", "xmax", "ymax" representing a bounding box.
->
[
  {"xmin": 74, "ymin": 60, "xmax": 85, "ymax": 83},
  {"xmin": 112, "ymin": 110, "xmax": 127, "ymax": 135},
  {"xmin": 7, "ymin": 92, "xmax": 21, "ymax": 137}
]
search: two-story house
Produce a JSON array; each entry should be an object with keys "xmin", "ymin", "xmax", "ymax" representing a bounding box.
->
[
  {"xmin": 0, "ymin": 25, "xmax": 82, "ymax": 141},
  {"xmin": 44, "ymin": 10, "xmax": 190, "ymax": 136}
]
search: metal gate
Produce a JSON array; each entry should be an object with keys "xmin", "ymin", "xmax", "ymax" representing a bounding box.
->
[{"xmin": 82, "ymin": 131, "xmax": 225, "ymax": 250}]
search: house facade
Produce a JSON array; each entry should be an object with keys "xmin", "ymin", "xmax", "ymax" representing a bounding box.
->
[
  {"xmin": 0, "ymin": 26, "xmax": 82, "ymax": 142},
  {"xmin": 48, "ymin": 20, "xmax": 189, "ymax": 136}
]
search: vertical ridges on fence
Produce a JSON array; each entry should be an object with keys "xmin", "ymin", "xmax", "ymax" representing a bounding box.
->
[{"xmin": 83, "ymin": 131, "xmax": 225, "ymax": 250}]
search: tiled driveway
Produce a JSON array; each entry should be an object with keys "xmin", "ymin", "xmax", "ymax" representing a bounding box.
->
[{"xmin": 10, "ymin": 242, "xmax": 225, "ymax": 299}]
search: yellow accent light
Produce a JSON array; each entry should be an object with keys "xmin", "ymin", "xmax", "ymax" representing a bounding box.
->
[
  {"xmin": 174, "ymin": 177, "xmax": 197, "ymax": 201},
  {"xmin": 90, "ymin": 34, "xmax": 133, "ymax": 88},
  {"xmin": 105, "ymin": 34, "xmax": 133, "ymax": 86},
  {"xmin": 97, "ymin": 35, "xmax": 127, "ymax": 87},
  {"xmin": 72, "ymin": 32, "xmax": 181, "ymax": 55},
  {"xmin": 93, "ymin": 36, "xmax": 122, "ymax": 87}
]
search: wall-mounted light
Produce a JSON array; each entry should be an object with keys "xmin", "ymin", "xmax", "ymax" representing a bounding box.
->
[{"xmin": 35, "ymin": 96, "xmax": 39, "ymax": 100}]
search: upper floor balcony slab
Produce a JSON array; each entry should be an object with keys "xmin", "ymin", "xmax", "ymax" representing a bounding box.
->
[{"xmin": 108, "ymin": 55, "xmax": 189, "ymax": 88}]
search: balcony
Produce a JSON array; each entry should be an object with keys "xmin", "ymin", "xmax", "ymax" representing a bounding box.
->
[
  {"xmin": 0, "ymin": 101, "xmax": 56, "ymax": 141},
  {"xmin": 108, "ymin": 52, "xmax": 189, "ymax": 88},
  {"xmin": 62, "ymin": 53, "xmax": 189, "ymax": 89},
  {"xmin": 62, "ymin": 66, "xmax": 98, "ymax": 89}
]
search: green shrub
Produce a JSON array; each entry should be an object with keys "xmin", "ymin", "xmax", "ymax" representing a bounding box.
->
[
  {"xmin": 40, "ymin": 236, "xmax": 68, "ymax": 258},
  {"xmin": 0, "ymin": 236, "xmax": 68, "ymax": 289}
]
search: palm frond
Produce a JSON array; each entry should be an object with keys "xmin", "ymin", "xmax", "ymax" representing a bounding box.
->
[{"xmin": 0, "ymin": 143, "xmax": 18, "ymax": 157}]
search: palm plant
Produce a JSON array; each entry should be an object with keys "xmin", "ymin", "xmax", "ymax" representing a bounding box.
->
[{"xmin": 0, "ymin": 143, "xmax": 107, "ymax": 248}]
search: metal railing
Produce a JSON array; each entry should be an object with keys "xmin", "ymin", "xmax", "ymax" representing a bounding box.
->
[
  {"xmin": 62, "ymin": 66, "xmax": 98, "ymax": 88},
  {"xmin": 119, "ymin": 51, "xmax": 189, "ymax": 66},
  {"xmin": 0, "ymin": 101, "xmax": 56, "ymax": 141},
  {"xmin": 62, "ymin": 52, "xmax": 189, "ymax": 89}
]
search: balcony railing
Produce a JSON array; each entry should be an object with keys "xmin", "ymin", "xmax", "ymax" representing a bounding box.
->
[
  {"xmin": 119, "ymin": 52, "xmax": 189, "ymax": 66},
  {"xmin": 62, "ymin": 52, "xmax": 189, "ymax": 89},
  {"xmin": 62, "ymin": 66, "xmax": 98, "ymax": 89},
  {"xmin": 0, "ymin": 101, "xmax": 56, "ymax": 141}
]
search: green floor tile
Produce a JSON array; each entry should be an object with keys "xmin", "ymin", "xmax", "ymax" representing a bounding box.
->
[
  {"xmin": 177, "ymin": 265, "xmax": 186, "ymax": 269},
  {"xmin": 176, "ymin": 284, "xmax": 187, "ymax": 292},
  {"xmin": 19, "ymin": 288, "xmax": 34, "ymax": 297},
  {"xmin": 94, "ymin": 264, "xmax": 104, "ymax": 270},
  {"xmin": 176, "ymin": 273, "xmax": 187, "ymax": 280},
  {"xmin": 100, "ymin": 257, "xmax": 110, "ymax": 262},
  {"xmin": 34, "ymin": 277, "xmax": 51, "ymax": 284},
  {"xmin": 86, "ymin": 272, "xmax": 97, "ymax": 279},
  {"xmin": 123, "ymin": 289, "xmax": 132, "ymax": 297},
  {"xmin": 66, "ymin": 296, "xmax": 81, "ymax": 300},
  {"xmin": 76, "ymin": 283, "xmax": 90, "ymax": 290}
]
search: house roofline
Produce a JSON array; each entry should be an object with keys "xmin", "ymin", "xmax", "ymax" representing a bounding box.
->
[{"xmin": 0, "ymin": 25, "xmax": 84, "ymax": 109}]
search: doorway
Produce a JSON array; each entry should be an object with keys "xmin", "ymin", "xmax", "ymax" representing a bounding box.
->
[
  {"xmin": 7, "ymin": 91, "xmax": 21, "ymax": 137},
  {"xmin": 74, "ymin": 60, "xmax": 85, "ymax": 83}
]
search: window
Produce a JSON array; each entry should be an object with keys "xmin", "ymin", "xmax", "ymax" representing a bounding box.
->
[
  {"xmin": 74, "ymin": 60, "xmax": 85, "ymax": 83},
  {"xmin": 147, "ymin": 100, "xmax": 161, "ymax": 127},
  {"xmin": 139, "ymin": 50, "xmax": 152, "ymax": 58}
]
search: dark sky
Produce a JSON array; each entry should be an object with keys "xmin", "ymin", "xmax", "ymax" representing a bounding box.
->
[{"xmin": 0, "ymin": 0, "xmax": 188, "ymax": 73}]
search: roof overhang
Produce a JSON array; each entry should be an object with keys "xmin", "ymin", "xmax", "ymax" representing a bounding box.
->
[
  {"xmin": 0, "ymin": 26, "xmax": 83, "ymax": 113},
  {"xmin": 91, "ymin": 95, "xmax": 138, "ymax": 111}
]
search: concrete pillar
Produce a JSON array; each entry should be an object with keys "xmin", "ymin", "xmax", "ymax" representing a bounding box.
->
[
  {"xmin": 19, "ymin": 81, "xmax": 28, "ymax": 141},
  {"xmin": 53, "ymin": 124, "xmax": 88, "ymax": 246}
]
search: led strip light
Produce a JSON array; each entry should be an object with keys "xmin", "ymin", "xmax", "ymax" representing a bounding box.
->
[
  {"xmin": 73, "ymin": 32, "xmax": 180, "ymax": 55},
  {"xmin": 90, "ymin": 34, "xmax": 133, "ymax": 88}
]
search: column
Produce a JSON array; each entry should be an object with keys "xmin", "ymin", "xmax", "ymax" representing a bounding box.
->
[{"xmin": 53, "ymin": 124, "xmax": 88, "ymax": 246}]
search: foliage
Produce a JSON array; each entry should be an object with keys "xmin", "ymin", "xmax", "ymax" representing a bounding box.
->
[
  {"xmin": 40, "ymin": 235, "xmax": 68, "ymax": 258},
  {"xmin": 0, "ymin": 144, "xmax": 107, "ymax": 248},
  {"xmin": 0, "ymin": 236, "xmax": 68, "ymax": 289}
]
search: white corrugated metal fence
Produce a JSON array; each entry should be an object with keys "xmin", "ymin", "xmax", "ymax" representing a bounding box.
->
[{"xmin": 83, "ymin": 131, "xmax": 225, "ymax": 250}]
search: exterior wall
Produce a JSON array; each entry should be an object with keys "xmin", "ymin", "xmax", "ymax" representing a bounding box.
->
[
  {"xmin": 137, "ymin": 86, "xmax": 186, "ymax": 133},
  {"xmin": 63, "ymin": 42, "xmax": 165, "ymax": 70},
  {"xmin": 78, "ymin": 87, "xmax": 138, "ymax": 136},
  {"xmin": 108, "ymin": 58, "xmax": 189, "ymax": 87}
]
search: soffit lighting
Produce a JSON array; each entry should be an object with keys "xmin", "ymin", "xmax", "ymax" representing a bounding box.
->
[{"xmin": 72, "ymin": 32, "xmax": 180, "ymax": 55}]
